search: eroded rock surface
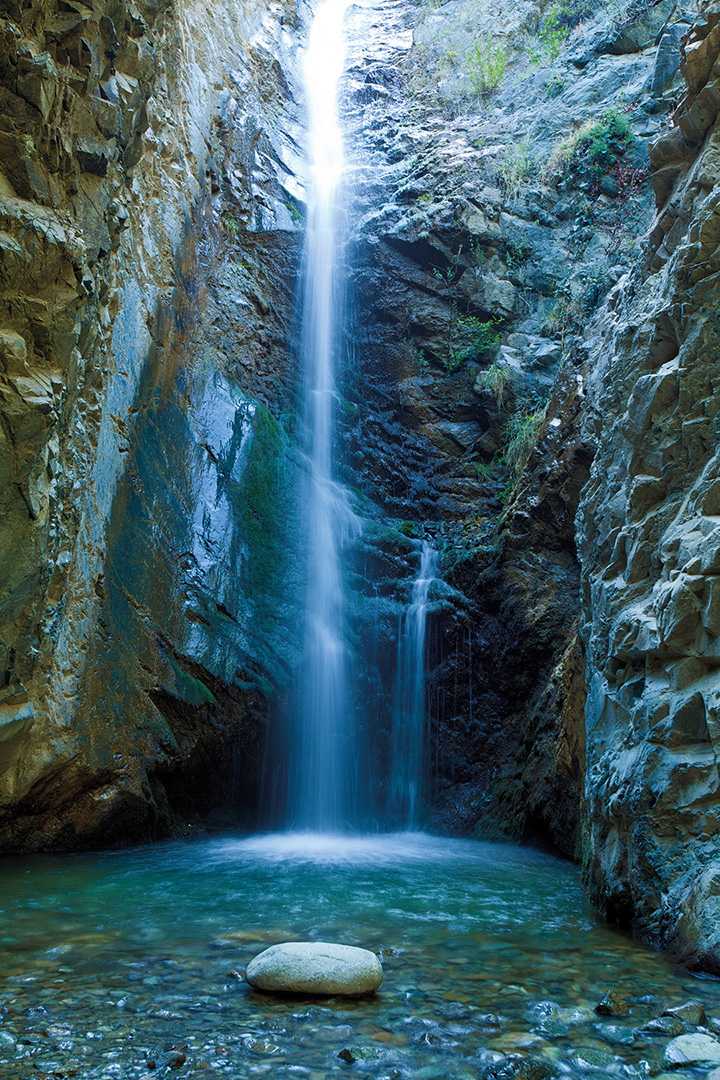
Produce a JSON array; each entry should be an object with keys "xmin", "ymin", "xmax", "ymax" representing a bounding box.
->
[{"xmin": 337, "ymin": 0, "xmax": 672, "ymax": 851}]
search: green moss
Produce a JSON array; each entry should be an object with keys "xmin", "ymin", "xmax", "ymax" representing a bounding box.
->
[
  {"xmin": 398, "ymin": 521, "xmax": 423, "ymax": 538},
  {"xmin": 228, "ymin": 404, "xmax": 290, "ymax": 605},
  {"xmin": 167, "ymin": 652, "xmax": 217, "ymax": 706}
]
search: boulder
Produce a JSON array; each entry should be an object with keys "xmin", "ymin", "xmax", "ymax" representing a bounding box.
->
[{"xmin": 245, "ymin": 942, "xmax": 383, "ymax": 996}]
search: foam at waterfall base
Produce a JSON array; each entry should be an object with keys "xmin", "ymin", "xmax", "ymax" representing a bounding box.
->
[{"xmin": 205, "ymin": 830, "xmax": 552, "ymax": 868}]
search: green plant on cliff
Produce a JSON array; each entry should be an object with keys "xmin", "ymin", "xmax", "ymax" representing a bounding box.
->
[
  {"xmin": 528, "ymin": 0, "xmax": 597, "ymax": 63},
  {"xmin": 531, "ymin": 6, "xmax": 569, "ymax": 62},
  {"xmin": 497, "ymin": 139, "xmax": 533, "ymax": 200},
  {"xmin": 467, "ymin": 32, "xmax": 507, "ymax": 93},
  {"xmin": 505, "ymin": 400, "xmax": 549, "ymax": 474},
  {"xmin": 547, "ymin": 107, "xmax": 634, "ymax": 181},
  {"xmin": 444, "ymin": 313, "xmax": 500, "ymax": 373},
  {"xmin": 480, "ymin": 358, "xmax": 511, "ymax": 407},
  {"xmin": 432, "ymin": 250, "xmax": 501, "ymax": 373},
  {"xmin": 223, "ymin": 214, "xmax": 240, "ymax": 241},
  {"xmin": 545, "ymin": 73, "xmax": 566, "ymax": 98}
]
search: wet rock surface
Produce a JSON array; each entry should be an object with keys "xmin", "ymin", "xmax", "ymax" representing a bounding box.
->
[{"xmin": 334, "ymin": 0, "xmax": 672, "ymax": 852}]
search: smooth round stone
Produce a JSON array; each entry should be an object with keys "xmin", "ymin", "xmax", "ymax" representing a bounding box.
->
[
  {"xmin": 664, "ymin": 1033, "xmax": 720, "ymax": 1066},
  {"xmin": 245, "ymin": 942, "xmax": 383, "ymax": 996}
]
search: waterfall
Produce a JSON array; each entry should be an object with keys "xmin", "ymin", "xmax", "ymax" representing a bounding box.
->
[
  {"xmin": 290, "ymin": 0, "xmax": 356, "ymax": 832},
  {"xmin": 388, "ymin": 541, "xmax": 438, "ymax": 828}
]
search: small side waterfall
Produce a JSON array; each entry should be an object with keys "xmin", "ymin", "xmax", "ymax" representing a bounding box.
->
[
  {"xmin": 290, "ymin": 0, "xmax": 355, "ymax": 832},
  {"xmin": 388, "ymin": 541, "xmax": 438, "ymax": 828}
]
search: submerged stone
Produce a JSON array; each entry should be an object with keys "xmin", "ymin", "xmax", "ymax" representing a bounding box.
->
[
  {"xmin": 245, "ymin": 942, "xmax": 383, "ymax": 996},
  {"xmin": 640, "ymin": 1015, "xmax": 685, "ymax": 1037}
]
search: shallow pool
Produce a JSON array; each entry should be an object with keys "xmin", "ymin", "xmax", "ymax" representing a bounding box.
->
[{"xmin": 0, "ymin": 832, "xmax": 717, "ymax": 1078}]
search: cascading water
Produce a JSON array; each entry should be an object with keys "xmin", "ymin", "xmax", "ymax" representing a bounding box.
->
[
  {"xmin": 388, "ymin": 540, "xmax": 438, "ymax": 827},
  {"xmin": 290, "ymin": 0, "xmax": 356, "ymax": 832}
]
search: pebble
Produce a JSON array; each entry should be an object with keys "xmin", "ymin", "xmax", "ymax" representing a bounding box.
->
[
  {"xmin": 639, "ymin": 1015, "xmax": 685, "ymax": 1037},
  {"xmin": 573, "ymin": 1046, "xmax": 614, "ymax": 1068},
  {"xmin": 531, "ymin": 1019, "xmax": 567, "ymax": 1039},
  {"xmin": 662, "ymin": 1000, "xmax": 707, "ymax": 1026},
  {"xmin": 337, "ymin": 1045, "xmax": 387, "ymax": 1062},
  {"xmin": 593, "ymin": 1021, "xmax": 635, "ymax": 1046}
]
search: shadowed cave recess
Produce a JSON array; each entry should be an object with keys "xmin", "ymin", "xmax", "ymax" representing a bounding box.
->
[{"xmin": 1, "ymin": 0, "xmax": 720, "ymax": 987}]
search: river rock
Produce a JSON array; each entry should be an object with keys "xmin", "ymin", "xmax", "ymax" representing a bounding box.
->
[
  {"xmin": 245, "ymin": 942, "xmax": 383, "ymax": 996},
  {"xmin": 664, "ymin": 1034, "xmax": 720, "ymax": 1067},
  {"xmin": 595, "ymin": 990, "xmax": 629, "ymax": 1017},
  {"xmin": 662, "ymin": 1001, "xmax": 706, "ymax": 1026},
  {"xmin": 640, "ymin": 1015, "xmax": 685, "ymax": 1037}
]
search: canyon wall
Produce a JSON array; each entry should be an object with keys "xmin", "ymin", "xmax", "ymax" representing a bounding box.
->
[
  {"xmin": 578, "ymin": 0, "xmax": 720, "ymax": 971},
  {"xmin": 0, "ymin": 0, "xmax": 306, "ymax": 846},
  {"xmin": 339, "ymin": 0, "xmax": 680, "ymax": 857}
]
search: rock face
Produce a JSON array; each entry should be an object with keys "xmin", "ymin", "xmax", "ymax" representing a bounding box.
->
[
  {"xmin": 336, "ymin": 0, "xmax": 667, "ymax": 851},
  {"xmin": 577, "ymin": 0, "xmax": 720, "ymax": 970},
  {"xmin": 245, "ymin": 942, "xmax": 384, "ymax": 996},
  {"xmin": 0, "ymin": 0, "xmax": 306, "ymax": 847}
]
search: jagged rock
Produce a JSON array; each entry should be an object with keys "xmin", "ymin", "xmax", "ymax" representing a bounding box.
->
[
  {"xmin": 595, "ymin": 990, "xmax": 629, "ymax": 1017},
  {"xmin": 578, "ymin": 0, "xmax": 720, "ymax": 972},
  {"xmin": 608, "ymin": 0, "xmax": 677, "ymax": 54},
  {"xmin": 0, "ymin": 0, "xmax": 305, "ymax": 848}
]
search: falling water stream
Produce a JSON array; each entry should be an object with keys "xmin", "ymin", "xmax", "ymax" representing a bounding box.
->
[
  {"xmin": 389, "ymin": 541, "xmax": 438, "ymax": 826},
  {"xmin": 291, "ymin": 0, "xmax": 356, "ymax": 832}
]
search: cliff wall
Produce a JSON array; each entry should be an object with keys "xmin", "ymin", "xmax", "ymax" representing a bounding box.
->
[
  {"xmin": 0, "ymin": 0, "xmax": 306, "ymax": 846},
  {"xmin": 578, "ymin": 0, "xmax": 720, "ymax": 970}
]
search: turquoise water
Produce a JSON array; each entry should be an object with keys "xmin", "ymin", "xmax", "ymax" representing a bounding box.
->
[{"xmin": 0, "ymin": 833, "xmax": 718, "ymax": 1078}]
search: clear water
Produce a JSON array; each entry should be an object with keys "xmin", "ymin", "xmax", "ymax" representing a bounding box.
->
[{"xmin": 1, "ymin": 833, "xmax": 718, "ymax": 1079}]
